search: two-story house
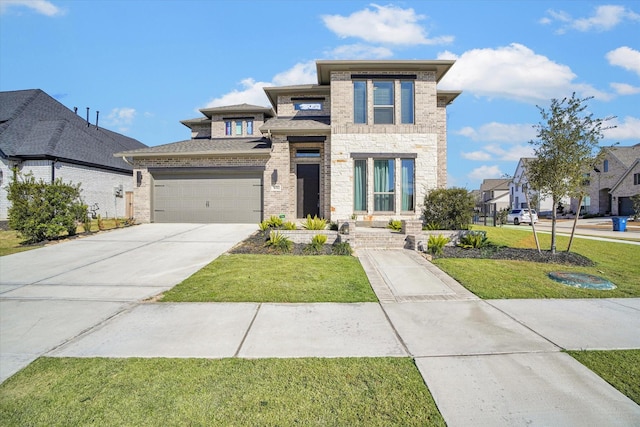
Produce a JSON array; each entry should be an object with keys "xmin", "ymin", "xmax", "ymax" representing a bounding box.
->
[
  {"xmin": 581, "ymin": 144, "xmax": 640, "ymax": 216},
  {"xmin": 479, "ymin": 178, "xmax": 510, "ymax": 216},
  {"xmin": 117, "ymin": 60, "xmax": 461, "ymax": 224},
  {"xmin": 510, "ymin": 158, "xmax": 569, "ymax": 215}
]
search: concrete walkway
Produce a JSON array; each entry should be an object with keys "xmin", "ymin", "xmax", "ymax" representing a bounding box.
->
[{"xmin": 2, "ymin": 227, "xmax": 639, "ymax": 425}]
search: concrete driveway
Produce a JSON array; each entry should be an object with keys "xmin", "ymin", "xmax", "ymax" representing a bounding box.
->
[{"xmin": 0, "ymin": 223, "xmax": 256, "ymax": 383}]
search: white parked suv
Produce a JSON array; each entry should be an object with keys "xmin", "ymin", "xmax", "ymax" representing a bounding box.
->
[{"xmin": 507, "ymin": 208, "xmax": 539, "ymax": 225}]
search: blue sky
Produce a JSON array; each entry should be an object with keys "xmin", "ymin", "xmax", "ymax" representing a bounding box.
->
[{"xmin": 1, "ymin": 0, "xmax": 638, "ymax": 190}]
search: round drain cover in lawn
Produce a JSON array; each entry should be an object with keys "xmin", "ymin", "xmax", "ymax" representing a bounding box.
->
[{"xmin": 548, "ymin": 272, "xmax": 616, "ymax": 290}]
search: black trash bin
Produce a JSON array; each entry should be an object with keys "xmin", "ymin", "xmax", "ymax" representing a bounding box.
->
[{"xmin": 612, "ymin": 217, "xmax": 628, "ymax": 232}]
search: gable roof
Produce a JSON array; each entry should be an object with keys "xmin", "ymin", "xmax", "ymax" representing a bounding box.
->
[
  {"xmin": 480, "ymin": 178, "xmax": 511, "ymax": 193},
  {"xmin": 605, "ymin": 143, "xmax": 640, "ymax": 169},
  {"xmin": 0, "ymin": 89, "xmax": 146, "ymax": 173}
]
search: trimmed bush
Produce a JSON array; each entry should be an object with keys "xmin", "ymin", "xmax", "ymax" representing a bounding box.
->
[{"xmin": 7, "ymin": 172, "xmax": 87, "ymax": 243}]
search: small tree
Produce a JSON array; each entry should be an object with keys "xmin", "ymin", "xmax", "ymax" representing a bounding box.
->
[
  {"xmin": 526, "ymin": 93, "xmax": 614, "ymax": 254},
  {"xmin": 422, "ymin": 187, "xmax": 475, "ymax": 230},
  {"xmin": 7, "ymin": 172, "xmax": 87, "ymax": 243},
  {"xmin": 632, "ymin": 194, "xmax": 640, "ymax": 221}
]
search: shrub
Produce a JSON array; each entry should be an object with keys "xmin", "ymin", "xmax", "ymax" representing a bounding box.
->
[
  {"xmin": 258, "ymin": 220, "xmax": 270, "ymax": 231},
  {"xmin": 283, "ymin": 221, "xmax": 297, "ymax": 230},
  {"xmin": 423, "ymin": 188, "xmax": 475, "ymax": 230},
  {"xmin": 457, "ymin": 231, "xmax": 489, "ymax": 249},
  {"xmin": 497, "ymin": 208, "xmax": 509, "ymax": 226},
  {"xmin": 427, "ymin": 234, "xmax": 449, "ymax": 255},
  {"xmin": 266, "ymin": 215, "xmax": 283, "ymax": 228},
  {"xmin": 7, "ymin": 172, "xmax": 87, "ymax": 243},
  {"xmin": 332, "ymin": 241, "xmax": 353, "ymax": 256},
  {"xmin": 301, "ymin": 215, "xmax": 327, "ymax": 230},
  {"xmin": 387, "ymin": 219, "xmax": 402, "ymax": 231},
  {"xmin": 425, "ymin": 221, "xmax": 441, "ymax": 231},
  {"xmin": 328, "ymin": 221, "xmax": 339, "ymax": 231},
  {"xmin": 265, "ymin": 231, "xmax": 293, "ymax": 253},
  {"xmin": 97, "ymin": 214, "xmax": 105, "ymax": 231},
  {"xmin": 305, "ymin": 234, "xmax": 328, "ymax": 254}
]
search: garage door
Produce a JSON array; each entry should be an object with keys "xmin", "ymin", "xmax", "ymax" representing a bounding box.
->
[{"xmin": 152, "ymin": 170, "xmax": 263, "ymax": 223}]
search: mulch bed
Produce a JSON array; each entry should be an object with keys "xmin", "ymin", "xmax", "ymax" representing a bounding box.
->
[
  {"xmin": 434, "ymin": 246, "xmax": 594, "ymax": 267},
  {"xmin": 228, "ymin": 232, "xmax": 334, "ymax": 255},
  {"xmin": 230, "ymin": 232, "xmax": 594, "ymax": 266}
]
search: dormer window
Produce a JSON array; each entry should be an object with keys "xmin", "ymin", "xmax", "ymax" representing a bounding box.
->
[
  {"xmin": 225, "ymin": 121, "xmax": 232, "ymax": 136},
  {"xmin": 247, "ymin": 120, "xmax": 253, "ymax": 135}
]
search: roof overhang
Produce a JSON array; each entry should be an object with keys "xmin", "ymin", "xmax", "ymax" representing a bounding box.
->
[
  {"xmin": 316, "ymin": 60, "xmax": 456, "ymax": 85},
  {"xmin": 263, "ymin": 85, "xmax": 329, "ymax": 112},
  {"xmin": 437, "ymin": 90, "xmax": 463, "ymax": 105}
]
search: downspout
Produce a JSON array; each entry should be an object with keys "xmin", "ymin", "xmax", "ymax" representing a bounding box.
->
[{"xmin": 51, "ymin": 159, "xmax": 57, "ymax": 184}]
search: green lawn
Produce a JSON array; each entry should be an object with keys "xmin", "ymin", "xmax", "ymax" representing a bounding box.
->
[
  {"xmin": 567, "ymin": 350, "xmax": 640, "ymax": 405},
  {"xmin": 160, "ymin": 254, "xmax": 377, "ymax": 303},
  {"xmin": 0, "ymin": 230, "xmax": 41, "ymax": 256},
  {"xmin": 0, "ymin": 357, "xmax": 445, "ymax": 427},
  {"xmin": 433, "ymin": 226, "xmax": 640, "ymax": 299}
]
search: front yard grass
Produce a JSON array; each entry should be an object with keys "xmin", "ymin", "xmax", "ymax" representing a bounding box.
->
[
  {"xmin": 0, "ymin": 357, "xmax": 445, "ymax": 427},
  {"xmin": 432, "ymin": 226, "xmax": 640, "ymax": 299},
  {"xmin": 567, "ymin": 349, "xmax": 640, "ymax": 405},
  {"xmin": 0, "ymin": 230, "xmax": 41, "ymax": 256},
  {"xmin": 160, "ymin": 254, "xmax": 377, "ymax": 303}
]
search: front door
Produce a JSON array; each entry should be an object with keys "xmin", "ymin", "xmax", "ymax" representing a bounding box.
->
[{"xmin": 297, "ymin": 164, "xmax": 320, "ymax": 218}]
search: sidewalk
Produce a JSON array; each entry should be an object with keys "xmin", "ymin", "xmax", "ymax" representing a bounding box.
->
[{"xmin": 45, "ymin": 248, "xmax": 640, "ymax": 426}]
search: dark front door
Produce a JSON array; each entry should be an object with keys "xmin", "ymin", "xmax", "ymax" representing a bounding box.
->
[{"xmin": 297, "ymin": 164, "xmax": 320, "ymax": 218}]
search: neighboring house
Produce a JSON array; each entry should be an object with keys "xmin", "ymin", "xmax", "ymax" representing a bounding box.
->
[
  {"xmin": 0, "ymin": 89, "xmax": 147, "ymax": 220},
  {"xmin": 579, "ymin": 144, "xmax": 640, "ymax": 216},
  {"xmin": 479, "ymin": 178, "xmax": 510, "ymax": 215},
  {"xmin": 117, "ymin": 60, "xmax": 461, "ymax": 224},
  {"xmin": 510, "ymin": 157, "xmax": 569, "ymax": 215}
]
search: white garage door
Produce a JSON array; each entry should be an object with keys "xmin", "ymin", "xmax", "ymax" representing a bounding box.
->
[{"xmin": 151, "ymin": 170, "xmax": 263, "ymax": 223}]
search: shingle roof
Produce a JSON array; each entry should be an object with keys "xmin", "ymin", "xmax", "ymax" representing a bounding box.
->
[
  {"xmin": 260, "ymin": 116, "xmax": 331, "ymax": 135},
  {"xmin": 607, "ymin": 143, "xmax": 640, "ymax": 169},
  {"xmin": 480, "ymin": 178, "xmax": 511, "ymax": 192},
  {"xmin": 116, "ymin": 137, "xmax": 271, "ymax": 158},
  {"xmin": 199, "ymin": 103, "xmax": 274, "ymax": 119},
  {"xmin": 0, "ymin": 89, "xmax": 146, "ymax": 172}
]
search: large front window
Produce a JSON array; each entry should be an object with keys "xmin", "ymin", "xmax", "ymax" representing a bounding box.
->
[
  {"xmin": 374, "ymin": 159, "xmax": 394, "ymax": 211},
  {"xmin": 401, "ymin": 159, "xmax": 414, "ymax": 211},
  {"xmin": 354, "ymin": 159, "xmax": 367, "ymax": 211},
  {"xmin": 373, "ymin": 81, "xmax": 394, "ymax": 124}
]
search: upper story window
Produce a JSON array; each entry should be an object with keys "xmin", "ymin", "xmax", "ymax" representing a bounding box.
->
[
  {"xmin": 294, "ymin": 102, "xmax": 322, "ymax": 111},
  {"xmin": 353, "ymin": 81, "xmax": 367, "ymax": 124},
  {"xmin": 225, "ymin": 121, "xmax": 232, "ymax": 136},
  {"xmin": 603, "ymin": 159, "xmax": 609, "ymax": 172},
  {"xmin": 400, "ymin": 81, "xmax": 414, "ymax": 124},
  {"xmin": 247, "ymin": 120, "xmax": 253, "ymax": 135},
  {"xmin": 634, "ymin": 173, "xmax": 640, "ymax": 185},
  {"xmin": 373, "ymin": 81, "xmax": 394, "ymax": 124},
  {"xmin": 235, "ymin": 121, "xmax": 243, "ymax": 135},
  {"xmin": 353, "ymin": 77, "xmax": 415, "ymax": 125}
]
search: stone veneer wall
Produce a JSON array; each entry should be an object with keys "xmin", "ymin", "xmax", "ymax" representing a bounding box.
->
[{"xmin": 327, "ymin": 69, "xmax": 446, "ymax": 221}]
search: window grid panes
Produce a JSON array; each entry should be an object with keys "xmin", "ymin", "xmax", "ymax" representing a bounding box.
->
[
  {"xmin": 374, "ymin": 159, "xmax": 394, "ymax": 211},
  {"xmin": 353, "ymin": 81, "xmax": 367, "ymax": 124},
  {"xmin": 354, "ymin": 159, "xmax": 367, "ymax": 211},
  {"xmin": 373, "ymin": 81, "xmax": 394, "ymax": 124}
]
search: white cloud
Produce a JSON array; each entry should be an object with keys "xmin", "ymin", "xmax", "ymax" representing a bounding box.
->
[
  {"xmin": 438, "ymin": 43, "xmax": 609, "ymax": 102},
  {"xmin": 468, "ymin": 165, "xmax": 503, "ymax": 181},
  {"xmin": 0, "ymin": 0, "xmax": 62, "ymax": 16},
  {"xmin": 542, "ymin": 5, "xmax": 640, "ymax": 34},
  {"xmin": 603, "ymin": 116, "xmax": 640, "ymax": 140},
  {"xmin": 204, "ymin": 61, "xmax": 317, "ymax": 108},
  {"xmin": 325, "ymin": 44, "xmax": 393, "ymax": 59},
  {"xmin": 461, "ymin": 151, "xmax": 491, "ymax": 161},
  {"xmin": 610, "ymin": 82, "xmax": 640, "ymax": 95},
  {"xmin": 606, "ymin": 46, "xmax": 640, "ymax": 77},
  {"xmin": 106, "ymin": 107, "xmax": 136, "ymax": 131},
  {"xmin": 321, "ymin": 3, "xmax": 453, "ymax": 46},
  {"xmin": 456, "ymin": 122, "xmax": 536, "ymax": 142}
]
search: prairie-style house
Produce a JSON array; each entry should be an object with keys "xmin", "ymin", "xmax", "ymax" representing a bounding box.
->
[{"xmin": 117, "ymin": 60, "xmax": 461, "ymax": 224}]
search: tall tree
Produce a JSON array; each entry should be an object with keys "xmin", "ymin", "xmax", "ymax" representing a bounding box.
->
[{"xmin": 526, "ymin": 93, "xmax": 614, "ymax": 254}]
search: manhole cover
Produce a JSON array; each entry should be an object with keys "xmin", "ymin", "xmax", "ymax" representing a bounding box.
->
[{"xmin": 548, "ymin": 272, "xmax": 616, "ymax": 290}]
